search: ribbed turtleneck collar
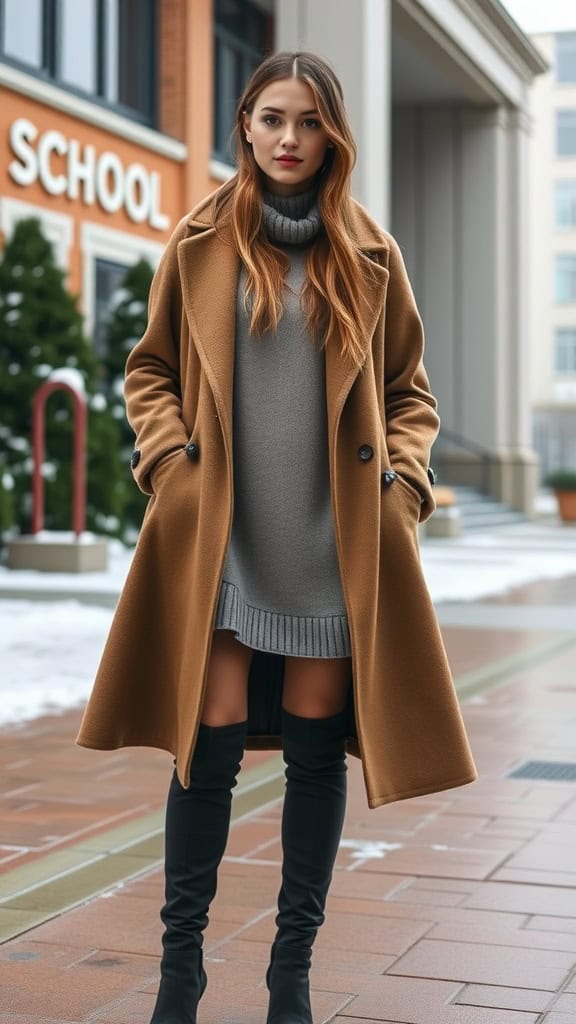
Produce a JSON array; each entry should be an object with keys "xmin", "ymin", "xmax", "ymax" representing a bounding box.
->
[{"xmin": 262, "ymin": 185, "xmax": 321, "ymax": 245}]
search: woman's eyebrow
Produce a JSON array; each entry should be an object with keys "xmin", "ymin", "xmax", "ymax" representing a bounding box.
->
[{"xmin": 260, "ymin": 106, "xmax": 319, "ymax": 115}]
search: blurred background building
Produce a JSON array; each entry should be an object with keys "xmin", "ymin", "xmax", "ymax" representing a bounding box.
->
[
  {"xmin": 528, "ymin": 29, "xmax": 576, "ymax": 479},
  {"xmin": 0, "ymin": 0, "xmax": 547, "ymax": 514}
]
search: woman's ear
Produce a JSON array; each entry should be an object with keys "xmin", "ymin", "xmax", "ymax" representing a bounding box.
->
[{"xmin": 242, "ymin": 111, "xmax": 252, "ymax": 141}]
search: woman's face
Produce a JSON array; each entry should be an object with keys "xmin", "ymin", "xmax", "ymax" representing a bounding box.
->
[{"xmin": 243, "ymin": 77, "xmax": 333, "ymax": 196}]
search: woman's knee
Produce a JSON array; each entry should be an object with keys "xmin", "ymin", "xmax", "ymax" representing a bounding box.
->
[
  {"xmin": 282, "ymin": 655, "xmax": 352, "ymax": 718},
  {"xmin": 200, "ymin": 630, "xmax": 253, "ymax": 726}
]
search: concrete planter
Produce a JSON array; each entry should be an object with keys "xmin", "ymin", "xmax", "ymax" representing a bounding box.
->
[
  {"xmin": 7, "ymin": 534, "xmax": 108, "ymax": 572},
  {"xmin": 556, "ymin": 491, "xmax": 576, "ymax": 524}
]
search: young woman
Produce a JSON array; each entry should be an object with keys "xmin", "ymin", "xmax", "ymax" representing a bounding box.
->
[{"xmin": 77, "ymin": 51, "xmax": 476, "ymax": 1024}]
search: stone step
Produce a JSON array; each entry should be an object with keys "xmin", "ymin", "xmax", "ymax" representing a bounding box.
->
[{"xmin": 441, "ymin": 486, "xmax": 527, "ymax": 532}]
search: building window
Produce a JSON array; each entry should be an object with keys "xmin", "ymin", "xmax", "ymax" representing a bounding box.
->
[
  {"xmin": 94, "ymin": 258, "xmax": 130, "ymax": 359},
  {"xmin": 557, "ymin": 33, "xmax": 576, "ymax": 84},
  {"xmin": 0, "ymin": 0, "xmax": 156, "ymax": 125},
  {"xmin": 555, "ymin": 328, "xmax": 576, "ymax": 374},
  {"xmin": 60, "ymin": 0, "xmax": 97, "ymax": 93},
  {"xmin": 556, "ymin": 182, "xmax": 576, "ymax": 228},
  {"xmin": 3, "ymin": 0, "xmax": 43, "ymax": 67},
  {"xmin": 556, "ymin": 255, "xmax": 576, "ymax": 303},
  {"xmin": 213, "ymin": 0, "xmax": 272, "ymax": 164},
  {"xmin": 557, "ymin": 111, "xmax": 576, "ymax": 157}
]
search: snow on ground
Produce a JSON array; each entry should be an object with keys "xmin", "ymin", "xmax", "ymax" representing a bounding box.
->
[
  {"xmin": 0, "ymin": 600, "xmax": 112, "ymax": 726},
  {"xmin": 1, "ymin": 518, "xmax": 576, "ymax": 726}
]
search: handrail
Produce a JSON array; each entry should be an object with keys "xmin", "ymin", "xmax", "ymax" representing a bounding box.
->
[{"xmin": 433, "ymin": 428, "xmax": 492, "ymax": 495}]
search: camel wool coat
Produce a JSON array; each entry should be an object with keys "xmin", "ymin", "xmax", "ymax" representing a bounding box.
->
[{"xmin": 76, "ymin": 185, "xmax": 477, "ymax": 809}]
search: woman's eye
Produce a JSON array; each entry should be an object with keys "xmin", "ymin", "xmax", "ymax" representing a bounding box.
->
[
  {"xmin": 263, "ymin": 116, "xmax": 279, "ymax": 126},
  {"xmin": 303, "ymin": 119, "xmax": 320, "ymax": 129}
]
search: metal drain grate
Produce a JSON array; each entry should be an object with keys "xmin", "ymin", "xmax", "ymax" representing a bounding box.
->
[{"xmin": 509, "ymin": 761, "xmax": 576, "ymax": 781}]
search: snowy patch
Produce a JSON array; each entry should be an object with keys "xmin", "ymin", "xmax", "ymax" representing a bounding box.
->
[
  {"xmin": 90, "ymin": 393, "xmax": 107, "ymax": 411},
  {"xmin": 421, "ymin": 522, "xmax": 576, "ymax": 603},
  {"xmin": 111, "ymin": 288, "xmax": 130, "ymax": 306},
  {"xmin": 0, "ymin": 599, "xmax": 112, "ymax": 725},
  {"xmin": 41, "ymin": 462, "xmax": 57, "ymax": 481},
  {"xmin": 8, "ymin": 437, "xmax": 29, "ymax": 452},
  {"xmin": 48, "ymin": 368, "xmax": 86, "ymax": 397},
  {"xmin": 339, "ymin": 838, "xmax": 403, "ymax": 860},
  {"xmin": 33, "ymin": 363, "xmax": 52, "ymax": 377}
]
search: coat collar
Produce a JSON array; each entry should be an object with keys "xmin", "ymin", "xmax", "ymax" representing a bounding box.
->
[{"xmin": 177, "ymin": 187, "xmax": 389, "ymax": 457}]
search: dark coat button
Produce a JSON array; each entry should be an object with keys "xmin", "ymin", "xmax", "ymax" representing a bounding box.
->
[
  {"xmin": 130, "ymin": 449, "xmax": 141, "ymax": 469},
  {"xmin": 427, "ymin": 466, "xmax": 437, "ymax": 486},
  {"xmin": 382, "ymin": 470, "xmax": 397, "ymax": 486},
  {"xmin": 185, "ymin": 441, "xmax": 199, "ymax": 461},
  {"xmin": 358, "ymin": 444, "xmax": 374, "ymax": 462}
]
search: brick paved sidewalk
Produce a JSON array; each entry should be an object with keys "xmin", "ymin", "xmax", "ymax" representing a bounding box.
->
[{"xmin": 3, "ymin": 577, "xmax": 576, "ymax": 1023}]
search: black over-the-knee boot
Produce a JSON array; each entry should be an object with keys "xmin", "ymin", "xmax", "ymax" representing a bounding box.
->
[
  {"xmin": 265, "ymin": 707, "xmax": 348, "ymax": 1024},
  {"xmin": 149, "ymin": 718, "xmax": 247, "ymax": 1024}
]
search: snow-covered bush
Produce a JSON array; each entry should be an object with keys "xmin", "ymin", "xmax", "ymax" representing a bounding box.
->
[{"xmin": 0, "ymin": 218, "xmax": 129, "ymax": 538}]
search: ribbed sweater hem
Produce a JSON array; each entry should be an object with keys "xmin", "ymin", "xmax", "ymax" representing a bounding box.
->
[{"xmin": 214, "ymin": 580, "xmax": 351, "ymax": 659}]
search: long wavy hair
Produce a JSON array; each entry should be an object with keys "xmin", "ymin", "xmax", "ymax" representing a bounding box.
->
[{"xmin": 213, "ymin": 51, "xmax": 371, "ymax": 368}]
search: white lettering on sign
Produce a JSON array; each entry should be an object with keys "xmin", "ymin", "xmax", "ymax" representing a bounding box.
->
[{"xmin": 8, "ymin": 118, "xmax": 170, "ymax": 230}]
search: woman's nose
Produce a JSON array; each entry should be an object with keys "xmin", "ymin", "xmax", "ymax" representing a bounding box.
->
[{"xmin": 281, "ymin": 124, "xmax": 298, "ymax": 147}]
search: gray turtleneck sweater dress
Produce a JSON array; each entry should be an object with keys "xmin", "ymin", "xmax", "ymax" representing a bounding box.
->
[{"xmin": 214, "ymin": 187, "xmax": 351, "ymax": 659}]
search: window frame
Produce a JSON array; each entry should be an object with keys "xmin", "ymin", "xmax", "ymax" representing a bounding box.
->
[
  {"xmin": 0, "ymin": 0, "xmax": 157, "ymax": 127},
  {"xmin": 554, "ymin": 327, "xmax": 576, "ymax": 375},
  {"xmin": 212, "ymin": 0, "xmax": 273, "ymax": 167},
  {"xmin": 556, "ymin": 32, "xmax": 576, "ymax": 85},
  {"xmin": 557, "ymin": 110, "xmax": 576, "ymax": 158},
  {"xmin": 555, "ymin": 254, "xmax": 576, "ymax": 305},
  {"xmin": 555, "ymin": 181, "xmax": 576, "ymax": 230}
]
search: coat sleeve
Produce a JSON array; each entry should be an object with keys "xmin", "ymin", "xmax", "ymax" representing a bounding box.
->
[
  {"xmin": 124, "ymin": 216, "xmax": 191, "ymax": 495},
  {"xmin": 383, "ymin": 232, "xmax": 440, "ymax": 523}
]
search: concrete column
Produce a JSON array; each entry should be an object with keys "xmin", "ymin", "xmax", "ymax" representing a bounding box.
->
[
  {"xmin": 457, "ymin": 106, "xmax": 538, "ymax": 511},
  {"xmin": 275, "ymin": 0, "xmax": 391, "ymax": 226},
  {"xmin": 391, "ymin": 103, "xmax": 538, "ymax": 512},
  {"xmin": 392, "ymin": 106, "xmax": 458, "ymax": 428}
]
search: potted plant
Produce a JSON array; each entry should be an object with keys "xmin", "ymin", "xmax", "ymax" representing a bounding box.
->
[{"xmin": 544, "ymin": 469, "xmax": 576, "ymax": 523}]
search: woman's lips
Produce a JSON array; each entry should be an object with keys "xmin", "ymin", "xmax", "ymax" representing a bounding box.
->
[{"xmin": 275, "ymin": 157, "xmax": 302, "ymax": 165}]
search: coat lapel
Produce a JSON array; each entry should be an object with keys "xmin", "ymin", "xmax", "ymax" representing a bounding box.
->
[
  {"xmin": 177, "ymin": 224, "xmax": 239, "ymax": 459},
  {"xmin": 324, "ymin": 249, "xmax": 389, "ymax": 445}
]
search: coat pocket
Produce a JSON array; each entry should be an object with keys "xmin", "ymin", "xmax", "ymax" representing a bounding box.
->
[{"xmin": 150, "ymin": 446, "xmax": 186, "ymax": 492}]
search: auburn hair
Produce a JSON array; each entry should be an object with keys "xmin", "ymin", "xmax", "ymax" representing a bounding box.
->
[{"xmin": 213, "ymin": 51, "xmax": 372, "ymax": 368}]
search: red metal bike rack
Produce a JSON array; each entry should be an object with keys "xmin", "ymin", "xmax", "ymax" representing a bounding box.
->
[{"xmin": 31, "ymin": 380, "xmax": 87, "ymax": 537}]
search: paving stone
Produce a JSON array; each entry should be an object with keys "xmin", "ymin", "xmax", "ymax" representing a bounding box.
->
[
  {"xmin": 389, "ymin": 938, "xmax": 574, "ymax": 990},
  {"xmin": 463, "ymin": 883, "xmax": 576, "ymax": 917},
  {"xmin": 551, "ymin": 992, "xmax": 576, "ymax": 1011},
  {"xmin": 430, "ymin": 920, "xmax": 576, "ymax": 953},
  {"xmin": 337, "ymin": 975, "xmax": 540, "ymax": 1022},
  {"xmin": 356, "ymin": 844, "xmax": 509, "ymax": 880},
  {"xmin": 240, "ymin": 909, "xmax": 431, "ymax": 956},
  {"xmin": 493, "ymin": 868, "xmax": 576, "ymax": 887},
  {"xmin": 526, "ymin": 917, "xmax": 576, "ymax": 935},
  {"xmin": 454, "ymin": 983, "xmax": 552, "ymax": 1013}
]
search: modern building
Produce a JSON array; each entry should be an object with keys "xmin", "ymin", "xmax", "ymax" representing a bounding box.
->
[
  {"xmin": 0, "ymin": 0, "xmax": 546, "ymax": 511},
  {"xmin": 528, "ymin": 29, "xmax": 576, "ymax": 477}
]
